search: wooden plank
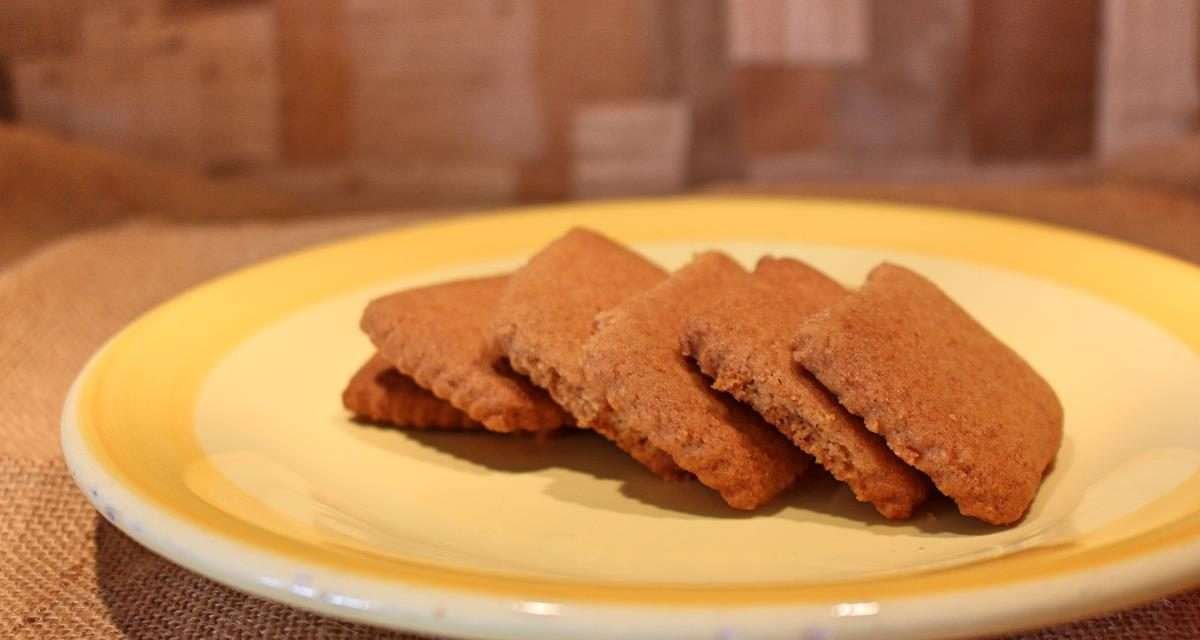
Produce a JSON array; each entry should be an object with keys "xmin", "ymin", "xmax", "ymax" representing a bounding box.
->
[
  {"xmin": 517, "ymin": 0, "xmax": 660, "ymax": 200},
  {"xmin": 734, "ymin": 64, "xmax": 834, "ymax": 156},
  {"xmin": 572, "ymin": 101, "xmax": 691, "ymax": 198},
  {"xmin": 1097, "ymin": 0, "xmax": 1199, "ymax": 155},
  {"xmin": 782, "ymin": 0, "xmax": 869, "ymax": 63},
  {"xmin": 729, "ymin": 0, "xmax": 868, "ymax": 64},
  {"xmin": 346, "ymin": 0, "xmax": 541, "ymax": 164},
  {"xmin": 10, "ymin": 59, "xmax": 75, "ymax": 132},
  {"xmin": 968, "ymin": 0, "xmax": 1100, "ymax": 160},
  {"xmin": 0, "ymin": 57, "xmax": 14, "ymax": 121},
  {"xmin": 837, "ymin": 0, "xmax": 969, "ymax": 159},
  {"xmin": 670, "ymin": 0, "xmax": 744, "ymax": 184},
  {"xmin": 0, "ymin": 1, "xmax": 83, "ymax": 57},
  {"xmin": 184, "ymin": 6, "xmax": 281, "ymax": 173},
  {"xmin": 727, "ymin": 0, "xmax": 787, "ymax": 63},
  {"xmin": 275, "ymin": 0, "xmax": 350, "ymax": 164},
  {"xmin": 73, "ymin": 6, "xmax": 187, "ymax": 161},
  {"xmin": 165, "ymin": 0, "xmax": 266, "ymax": 14},
  {"xmin": 67, "ymin": 4, "xmax": 279, "ymax": 173}
]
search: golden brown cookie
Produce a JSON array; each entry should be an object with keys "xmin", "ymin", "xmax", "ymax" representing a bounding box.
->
[
  {"xmin": 683, "ymin": 257, "xmax": 929, "ymax": 519},
  {"xmin": 491, "ymin": 228, "xmax": 682, "ymax": 478},
  {"xmin": 581, "ymin": 252, "xmax": 809, "ymax": 510},
  {"xmin": 362, "ymin": 275, "xmax": 569, "ymax": 432},
  {"xmin": 342, "ymin": 353, "xmax": 480, "ymax": 429},
  {"xmin": 794, "ymin": 263, "xmax": 1063, "ymax": 525}
]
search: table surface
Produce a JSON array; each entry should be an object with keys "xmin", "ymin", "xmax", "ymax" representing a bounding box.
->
[{"xmin": 3, "ymin": 189, "xmax": 1198, "ymax": 639}]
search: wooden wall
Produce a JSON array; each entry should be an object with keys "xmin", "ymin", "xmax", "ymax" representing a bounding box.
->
[{"xmin": 1, "ymin": 0, "xmax": 1197, "ymax": 209}]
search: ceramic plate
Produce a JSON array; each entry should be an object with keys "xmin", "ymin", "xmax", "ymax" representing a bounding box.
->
[{"xmin": 62, "ymin": 198, "xmax": 1200, "ymax": 639}]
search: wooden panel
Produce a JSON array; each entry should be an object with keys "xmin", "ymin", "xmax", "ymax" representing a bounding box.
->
[
  {"xmin": 1097, "ymin": 0, "xmax": 1199, "ymax": 155},
  {"xmin": 10, "ymin": 59, "xmax": 75, "ymax": 132},
  {"xmin": 728, "ymin": 0, "xmax": 787, "ymax": 63},
  {"xmin": 968, "ymin": 0, "xmax": 1100, "ymax": 160},
  {"xmin": 517, "ymin": 0, "xmax": 662, "ymax": 200},
  {"xmin": 73, "ymin": 6, "xmax": 191, "ymax": 161},
  {"xmin": 362, "ymin": 161, "xmax": 517, "ymax": 205},
  {"xmin": 185, "ymin": 6, "xmax": 281, "ymax": 173},
  {"xmin": 346, "ymin": 0, "xmax": 541, "ymax": 164},
  {"xmin": 275, "ymin": 0, "xmax": 350, "ymax": 164},
  {"xmin": 263, "ymin": 160, "xmax": 516, "ymax": 209},
  {"xmin": 735, "ymin": 65, "xmax": 834, "ymax": 155},
  {"xmin": 572, "ymin": 101, "xmax": 691, "ymax": 198},
  {"xmin": 837, "ymin": 0, "xmax": 969, "ymax": 159},
  {"xmin": 0, "ymin": 58, "xmax": 14, "ymax": 121},
  {"xmin": 782, "ymin": 0, "xmax": 869, "ymax": 63},
  {"xmin": 0, "ymin": 1, "xmax": 83, "ymax": 57},
  {"xmin": 68, "ymin": 4, "xmax": 280, "ymax": 173},
  {"xmin": 165, "ymin": 0, "xmax": 267, "ymax": 13},
  {"xmin": 669, "ymin": 0, "xmax": 744, "ymax": 184},
  {"xmin": 729, "ymin": 0, "xmax": 868, "ymax": 64}
]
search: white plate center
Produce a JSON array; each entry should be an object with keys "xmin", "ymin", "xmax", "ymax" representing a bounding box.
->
[{"xmin": 192, "ymin": 243, "xmax": 1200, "ymax": 585}]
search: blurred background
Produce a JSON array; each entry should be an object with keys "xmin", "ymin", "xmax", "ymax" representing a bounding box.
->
[
  {"xmin": 1, "ymin": 0, "xmax": 1198, "ymax": 263},
  {"xmin": 3, "ymin": 6, "xmax": 1198, "ymax": 638}
]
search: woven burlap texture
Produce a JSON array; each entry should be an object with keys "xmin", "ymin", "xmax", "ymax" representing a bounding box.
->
[{"xmin": 1, "ymin": 213, "xmax": 1197, "ymax": 639}]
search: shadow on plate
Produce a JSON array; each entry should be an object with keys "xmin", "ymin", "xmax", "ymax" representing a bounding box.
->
[
  {"xmin": 347, "ymin": 422, "xmax": 1000, "ymax": 533},
  {"xmin": 348, "ymin": 423, "xmax": 772, "ymax": 519}
]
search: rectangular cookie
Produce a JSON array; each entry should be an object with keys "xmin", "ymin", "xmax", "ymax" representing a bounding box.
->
[
  {"xmin": 794, "ymin": 262, "xmax": 1063, "ymax": 525},
  {"xmin": 343, "ymin": 353, "xmax": 480, "ymax": 429},
  {"xmin": 683, "ymin": 257, "xmax": 929, "ymax": 519},
  {"xmin": 490, "ymin": 228, "xmax": 682, "ymax": 478},
  {"xmin": 362, "ymin": 275, "xmax": 569, "ymax": 432},
  {"xmin": 581, "ymin": 252, "xmax": 809, "ymax": 510}
]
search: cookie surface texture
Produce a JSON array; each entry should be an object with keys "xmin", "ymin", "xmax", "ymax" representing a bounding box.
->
[
  {"xmin": 342, "ymin": 353, "xmax": 480, "ymax": 429},
  {"xmin": 683, "ymin": 257, "xmax": 929, "ymax": 519},
  {"xmin": 491, "ymin": 228, "xmax": 681, "ymax": 477},
  {"xmin": 582, "ymin": 252, "xmax": 809, "ymax": 509},
  {"xmin": 794, "ymin": 262, "xmax": 1063, "ymax": 524},
  {"xmin": 362, "ymin": 275, "xmax": 568, "ymax": 432}
]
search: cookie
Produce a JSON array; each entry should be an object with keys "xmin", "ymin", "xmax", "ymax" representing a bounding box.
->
[
  {"xmin": 682, "ymin": 257, "xmax": 929, "ymax": 519},
  {"xmin": 491, "ymin": 228, "xmax": 682, "ymax": 478},
  {"xmin": 794, "ymin": 262, "xmax": 1063, "ymax": 525},
  {"xmin": 362, "ymin": 275, "xmax": 569, "ymax": 432},
  {"xmin": 581, "ymin": 252, "xmax": 809, "ymax": 509},
  {"xmin": 342, "ymin": 353, "xmax": 480, "ymax": 429}
]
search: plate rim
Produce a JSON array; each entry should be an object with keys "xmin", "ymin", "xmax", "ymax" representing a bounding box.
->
[{"xmin": 61, "ymin": 196, "xmax": 1200, "ymax": 639}]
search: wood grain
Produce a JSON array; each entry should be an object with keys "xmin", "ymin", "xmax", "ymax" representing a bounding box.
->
[
  {"xmin": 517, "ymin": 0, "xmax": 660, "ymax": 201},
  {"xmin": 668, "ymin": 0, "xmax": 745, "ymax": 184},
  {"xmin": 0, "ymin": 1, "xmax": 82, "ymax": 57},
  {"xmin": 729, "ymin": 0, "xmax": 868, "ymax": 63},
  {"xmin": 572, "ymin": 101, "xmax": 691, "ymax": 198},
  {"xmin": 165, "ymin": 0, "xmax": 267, "ymax": 13},
  {"xmin": 1097, "ymin": 0, "xmax": 1199, "ymax": 155},
  {"xmin": 727, "ymin": 0, "xmax": 788, "ymax": 63},
  {"xmin": 968, "ymin": 0, "xmax": 1100, "ymax": 160},
  {"xmin": 347, "ymin": 0, "xmax": 541, "ymax": 165},
  {"xmin": 735, "ymin": 65, "xmax": 834, "ymax": 155},
  {"xmin": 10, "ymin": 58, "xmax": 74, "ymax": 133},
  {"xmin": 837, "ymin": 0, "xmax": 969, "ymax": 159},
  {"xmin": 59, "ymin": 5, "xmax": 281, "ymax": 173},
  {"xmin": 0, "ymin": 0, "xmax": 1195, "ymax": 210},
  {"xmin": 0, "ymin": 57, "xmax": 14, "ymax": 122},
  {"xmin": 275, "ymin": 0, "xmax": 350, "ymax": 164}
]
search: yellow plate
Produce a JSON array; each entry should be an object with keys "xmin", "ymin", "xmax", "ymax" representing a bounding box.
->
[{"xmin": 62, "ymin": 197, "xmax": 1200, "ymax": 639}]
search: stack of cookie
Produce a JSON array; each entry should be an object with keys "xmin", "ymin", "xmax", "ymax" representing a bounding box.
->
[{"xmin": 344, "ymin": 228, "xmax": 1062, "ymax": 525}]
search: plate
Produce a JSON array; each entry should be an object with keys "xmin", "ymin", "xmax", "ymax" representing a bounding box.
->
[{"xmin": 62, "ymin": 197, "xmax": 1200, "ymax": 639}]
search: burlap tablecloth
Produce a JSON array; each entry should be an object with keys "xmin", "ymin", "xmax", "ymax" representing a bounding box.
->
[{"xmin": 3, "ymin": 202, "xmax": 1199, "ymax": 639}]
